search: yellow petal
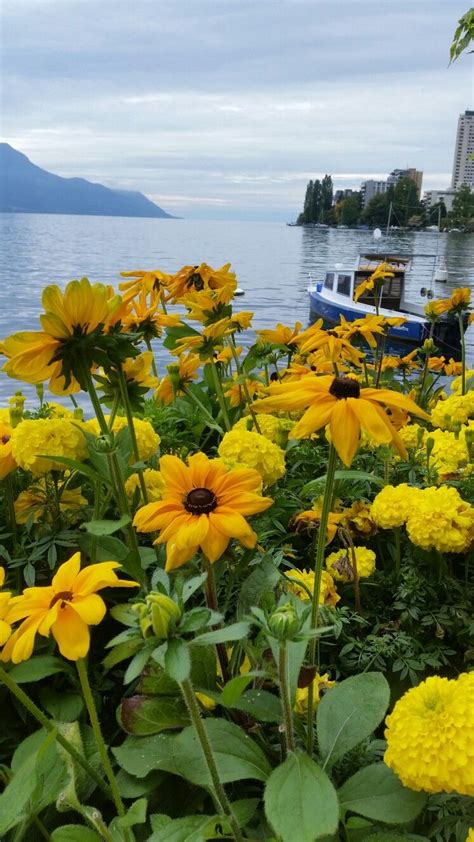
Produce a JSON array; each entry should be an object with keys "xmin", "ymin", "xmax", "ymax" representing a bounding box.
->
[
  {"xmin": 52, "ymin": 552, "xmax": 81, "ymax": 593},
  {"xmin": 350, "ymin": 398, "xmax": 393, "ymax": 445},
  {"xmin": 164, "ymin": 542, "xmax": 198, "ymax": 572},
  {"xmin": 51, "ymin": 605, "xmax": 90, "ymax": 660},
  {"xmin": 329, "ymin": 400, "xmax": 360, "ymax": 466},
  {"xmin": 290, "ymin": 396, "xmax": 335, "ymax": 439},
  {"xmin": 200, "ymin": 522, "xmax": 229, "ymax": 563},
  {"xmin": 174, "ymin": 514, "xmax": 209, "ymax": 550},
  {"xmin": 71, "ymin": 594, "xmax": 107, "ymax": 625}
]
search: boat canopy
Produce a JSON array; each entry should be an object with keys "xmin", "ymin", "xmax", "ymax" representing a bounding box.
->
[{"xmin": 357, "ymin": 253, "xmax": 412, "ymax": 272}]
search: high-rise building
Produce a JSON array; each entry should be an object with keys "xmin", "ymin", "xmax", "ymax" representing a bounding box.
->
[
  {"xmin": 451, "ymin": 110, "xmax": 474, "ymax": 189},
  {"xmin": 387, "ymin": 168, "xmax": 423, "ymax": 197},
  {"xmin": 360, "ymin": 180, "xmax": 387, "ymax": 207}
]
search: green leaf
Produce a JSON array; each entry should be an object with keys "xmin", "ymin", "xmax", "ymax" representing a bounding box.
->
[
  {"xmin": 264, "ymin": 751, "xmax": 339, "ymax": 842},
  {"xmin": 7, "ymin": 655, "xmax": 70, "ymax": 683},
  {"xmin": 0, "ymin": 748, "xmax": 38, "ymax": 835},
  {"xmin": 302, "ymin": 470, "xmax": 384, "ymax": 496},
  {"xmin": 238, "ymin": 558, "xmax": 281, "ymax": 617},
  {"xmin": 36, "ymin": 454, "xmax": 108, "ymax": 485},
  {"xmin": 365, "ymin": 835, "xmax": 429, "ymax": 842},
  {"xmin": 114, "ymin": 719, "xmax": 271, "ymax": 784},
  {"xmin": 147, "ymin": 814, "xmax": 224, "ymax": 841},
  {"xmin": 119, "ymin": 694, "xmax": 190, "ymax": 735},
  {"xmin": 82, "ymin": 515, "xmax": 131, "ymax": 536},
  {"xmin": 124, "ymin": 641, "xmax": 156, "ymax": 684},
  {"xmin": 38, "ymin": 689, "xmax": 84, "ymax": 722},
  {"xmin": 77, "ymin": 533, "xmax": 130, "ymax": 562},
  {"xmin": 221, "ymin": 674, "xmax": 255, "ymax": 707},
  {"xmin": 165, "ymin": 639, "xmax": 191, "ymax": 683},
  {"xmin": 117, "ymin": 769, "xmax": 166, "ymax": 799},
  {"xmin": 116, "ymin": 797, "xmax": 147, "ymax": 828},
  {"xmin": 317, "ymin": 673, "xmax": 390, "ymax": 767},
  {"xmin": 51, "ymin": 827, "xmax": 102, "ymax": 842},
  {"xmin": 191, "ymin": 622, "xmax": 250, "ymax": 646},
  {"xmin": 338, "ymin": 763, "xmax": 427, "ymax": 823},
  {"xmin": 232, "ymin": 689, "xmax": 282, "ymax": 723}
]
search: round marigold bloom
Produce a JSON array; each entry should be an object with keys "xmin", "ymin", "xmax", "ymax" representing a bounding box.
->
[
  {"xmin": 218, "ymin": 428, "xmax": 285, "ymax": 487},
  {"xmin": 1, "ymin": 552, "xmax": 138, "ymax": 663},
  {"xmin": 285, "ymin": 568, "xmax": 340, "ymax": 606},
  {"xmin": 233, "ymin": 414, "xmax": 294, "ymax": 447},
  {"xmin": 398, "ymin": 423, "xmax": 424, "ymax": 451},
  {"xmin": 370, "ymin": 484, "xmax": 422, "ymax": 529},
  {"xmin": 133, "ymin": 452, "xmax": 273, "ymax": 571},
  {"xmin": 294, "ymin": 672, "xmax": 336, "ymax": 715},
  {"xmin": 11, "ymin": 418, "xmax": 87, "ymax": 476},
  {"xmin": 125, "ymin": 469, "xmax": 164, "ymax": 503},
  {"xmin": 406, "ymin": 486, "xmax": 474, "ymax": 553},
  {"xmin": 425, "ymin": 428, "xmax": 470, "ymax": 480},
  {"xmin": 384, "ymin": 673, "xmax": 474, "ymax": 796},
  {"xmin": 325, "ymin": 546, "xmax": 376, "ymax": 581},
  {"xmin": 431, "ymin": 392, "xmax": 474, "ymax": 431},
  {"xmin": 85, "ymin": 415, "xmax": 160, "ymax": 462},
  {"xmin": 0, "ymin": 420, "xmax": 16, "ymax": 480}
]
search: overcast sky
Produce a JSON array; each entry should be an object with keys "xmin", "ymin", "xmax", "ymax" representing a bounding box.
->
[{"xmin": 1, "ymin": 0, "xmax": 473, "ymax": 220}]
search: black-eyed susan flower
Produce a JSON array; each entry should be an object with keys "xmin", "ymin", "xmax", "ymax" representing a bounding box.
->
[
  {"xmin": 166, "ymin": 263, "xmax": 237, "ymax": 304},
  {"xmin": 253, "ymin": 374, "xmax": 430, "ymax": 466},
  {"xmin": 155, "ymin": 354, "xmax": 200, "ymax": 404},
  {"xmin": 256, "ymin": 322, "xmax": 303, "ymax": 351},
  {"xmin": 354, "ymin": 262, "xmax": 395, "ymax": 303},
  {"xmin": 119, "ymin": 268, "xmax": 171, "ymax": 302},
  {"xmin": 1, "ymin": 553, "xmax": 138, "ymax": 663},
  {"xmin": 133, "ymin": 452, "xmax": 272, "ymax": 571}
]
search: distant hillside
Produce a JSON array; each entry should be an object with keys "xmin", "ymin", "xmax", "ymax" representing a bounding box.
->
[{"xmin": 0, "ymin": 144, "xmax": 174, "ymax": 219}]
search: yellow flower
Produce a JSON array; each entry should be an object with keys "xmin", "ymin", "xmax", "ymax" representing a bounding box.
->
[
  {"xmin": 256, "ymin": 322, "xmax": 302, "ymax": 350},
  {"xmin": 285, "ymin": 568, "xmax": 340, "ymax": 606},
  {"xmin": 119, "ymin": 268, "xmax": 171, "ymax": 302},
  {"xmin": 297, "ymin": 332, "xmax": 365, "ymax": 367},
  {"xmin": 379, "ymin": 350, "xmax": 420, "ymax": 373},
  {"xmin": 398, "ymin": 423, "xmax": 424, "ymax": 450},
  {"xmin": 166, "ymin": 263, "xmax": 237, "ymax": 304},
  {"xmin": 384, "ymin": 673, "xmax": 474, "ymax": 796},
  {"xmin": 84, "ymin": 416, "xmax": 160, "ymax": 462},
  {"xmin": 405, "ymin": 486, "xmax": 474, "ymax": 553},
  {"xmin": 293, "ymin": 504, "xmax": 341, "ymax": 544},
  {"xmin": 224, "ymin": 377, "xmax": 266, "ymax": 408},
  {"xmin": 253, "ymin": 375, "xmax": 429, "ymax": 466},
  {"xmin": 0, "ymin": 568, "xmax": 12, "ymax": 646},
  {"xmin": 294, "ymin": 672, "xmax": 336, "ymax": 714},
  {"xmin": 232, "ymin": 413, "xmax": 294, "ymax": 446},
  {"xmin": 155, "ymin": 354, "xmax": 200, "ymax": 405},
  {"xmin": 451, "ymin": 369, "xmax": 474, "ymax": 392},
  {"xmin": 121, "ymin": 352, "xmax": 158, "ymax": 391},
  {"xmin": 0, "ymin": 420, "xmax": 16, "ymax": 480},
  {"xmin": 354, "ymin": 262, "xmax": 395, "ymax": 302},
  {"xmin": 431, "ymin": 287, "xmax": 471, "ymax": 315},
  {"xmin": 340, "ymin": 501, "xmax": 377, "ymax": 538},
  {"xmin": 325, "ymin": 546, "xmax": 376, "ymax": 581},
  {"xmin": 125, "ymin": 469, "xmax": 165, "ymax": 503},
  {"xmin": 1, "ymin": 553, "xmax": 138, "ymax": 663},
  {"xmin": 218, "ymin": 428, "xmax": 285, "ymax": 487},
  {"xmin": 133, "ymin": 452, "xmax": 272, "ymax": 571},
  {"xmin": 11, "ymin": 418, "xmax": 87, "ymax": 476},
  {"xmin": 427, "ymin": 356, "xmax": 446, "ymax": 372},
  {"xmin": 425, "ymin": 428, "xmax": 470, "ymax": 480},
  {"xmin": 466, "ymin": 829, "xmax": 474, "ymax": 842},
  {"xmin": 231, "ymin": 312, "xmax": 253, "ymax": 331},
  {"xmin": 431, "ymin": 392, "xmax": 474, "ymax": 430},
  {"xmin": 14, "ymin": 482, "xmax": 87, "ymax": 525},
  {"xmin": 370, "ymin": 484, "xmax": 422, "ymax": 529},
  {"xmin": 173, "ymin": 319, "xmax": 234, "ymax": 360}
]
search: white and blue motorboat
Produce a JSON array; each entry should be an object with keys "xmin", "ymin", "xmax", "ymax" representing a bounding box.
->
[{"xmin": 308, "ymin": 252, "xmax": 464, "ymax": 359}]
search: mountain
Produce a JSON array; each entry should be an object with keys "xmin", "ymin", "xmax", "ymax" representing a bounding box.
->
[{"xmin": 0, "ymin": 144, "xmax": 174, "ymax": 218}]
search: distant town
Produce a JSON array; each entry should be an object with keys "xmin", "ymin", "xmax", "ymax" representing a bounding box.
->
[{"xmin": 293, "ymin": 110, "xmax": 474, "ymax": 232}]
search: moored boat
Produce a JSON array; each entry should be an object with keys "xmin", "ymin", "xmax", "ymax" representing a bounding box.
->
[{"xmin": 308, "ymin": 252, "xmax": 465, "ymax": 360}]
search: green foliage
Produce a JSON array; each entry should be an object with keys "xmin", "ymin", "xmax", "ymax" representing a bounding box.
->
[{"xmin": 450, "ymin": 8, "xmax": 474, "ymax": 62}]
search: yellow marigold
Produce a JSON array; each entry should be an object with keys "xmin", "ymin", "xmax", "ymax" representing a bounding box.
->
[
  {"xmin": 425, "ymin": 428, "xmax": 470, "ymax": 480},
  {"xmin": 431, "ymin": 392, "xmax": 474, "ymax": 430},
  {"xmin": 398, "ymin": 423, "xmax": 424, "ymax": 450},
  {"xmin": 218, "ymin": 428, "xmax": 285, "ymax": 487},
  {"xmin": 285, "ymin": 568, "xmax": 340, "ymax": 606},
  {"xmin": 85, "ymin": 416, "xmax": 160, "ymax": 462},
  {"xmin": 14, "ymin": 483, "xmax": 87, "ymax": 524},
  {"xmin": 405, "ymin": 486, "xmax": 474, "ymax": 553},
  {"xmin": 294, "ymin": 672, "xmax": 336, "ymax": 715},
  {"xmin": 325, "ymin": 546, "xmax": 376, "ymax": 581},
  {"xmin": 11, "ymin": 418, "xmax": 87, "ymax": 476},
  {"xmin": 0, "ymin": 408, "xmax": 11, "ymax": 424},
  {"xmin": 466, "ymin": 829, "xmax": 474, "ymax": 842},
  {"xmin": 370, "ymin": 484, "xmax": 422, "ymax": 529},
  {"xmin": 384, "ymin": 673, "xmax": 474, "ymax": 796},
  {"xmin": 232, "ymin": 414, "xmax": 294, "ymax": 447},
  {"xmin": 340, "ymin": 501, "xmax": 377, "ymax": 538},
  {"xmin": 125, "ymin": 469, "xmax": 164, "ymax": 503}
]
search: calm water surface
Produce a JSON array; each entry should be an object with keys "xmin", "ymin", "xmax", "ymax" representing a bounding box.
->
[{"xmin": 1, "ymin": 213, "xmax": 473, "ymax": 404}]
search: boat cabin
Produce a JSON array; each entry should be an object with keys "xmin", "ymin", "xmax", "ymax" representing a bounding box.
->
[{"xmin": 322, "ymin": 253, "xmax": 412, "ymax": 312}]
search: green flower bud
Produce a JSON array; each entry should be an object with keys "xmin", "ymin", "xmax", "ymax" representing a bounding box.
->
[
  {"xmin": 425, "ymin": 436, "xmax": 435, "ymax": 458},
  {"xmin": 269, "ymin": 603, "xmax": 300, "ymax": 641},
  {"xmin": 131, "ymin": 602, "xmax": 153, "ymax": 638},
  {"xmin": 94, "ymin": 433, "xmax": 115, "ymax": 453},
  {"xmin": 452, "ymin": 420, "xmax": 462, "ymax": 440},
  {"xmin": 146, "ymin": 592, "xmax": 182, "ymax": 639},
  {"xmin": 73, "ymin": 407, "xmax": 84, "ymax": 422},
  {"xmin": 422, "ymin": 338, "xmax": 436, "ymax": 355},
  {"xmin": 9, "ymin": 392, "xmax": 25, "ymax": 428}
]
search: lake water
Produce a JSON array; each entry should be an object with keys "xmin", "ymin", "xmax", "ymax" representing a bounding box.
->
[{"xmin": 1, "ymin": 213, "xmax": 473, "ymax": 404}]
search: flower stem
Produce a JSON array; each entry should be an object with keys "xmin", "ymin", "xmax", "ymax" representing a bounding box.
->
[
  {"xmin": 202, "ymin": 556, "xmax": 230, "ymax": 683},
  {"xmin": 116, "ymin": 366, "xmax": 149, "ymax": 505},
  {"xmin": 145, "ymin": 337, "xmax": 159, "ymax": 378},
  {"xmin": 0, "ymin": 665, "xmax": 111, "ymax": 798},
  {"xmin": 183, "ymin": 385, "xmax": 224, "ymax": 434},
  {"xmin": 76, "ymin": 659, "xmax": 130, "ymax": 838},
  {"xmin": 458, "ymin": 311, "xmax": 466, "ymax": 395},
  {"xmin": 3, "ymin": 473, "xmax": 18, "ymax": 548},
  {"xmin": 179, "ymin": 677, "xmax": 244, "ymax": 841},
  {"xmin": 210, "ymin": 358, "xmax": 231, "ymax": 431},
  {"xmin": 227, "ymin": 337, "xmax": 262, "ymax": 433},
  {"xmin": 278, "ymin": 642, "xmax": 295, "ymax": 756},
  {"xmin": 306, "ymin": 443, "xmax": 338, "ymax": 755}
]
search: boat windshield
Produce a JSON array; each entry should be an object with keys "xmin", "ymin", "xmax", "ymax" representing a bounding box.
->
[{"xmin": 324, "ymin": 272, "xmax": 335, "ymax": 290}]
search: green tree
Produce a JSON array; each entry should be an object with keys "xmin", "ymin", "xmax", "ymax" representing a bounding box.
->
[
  {"xmin": 310, "ymin": 179, "xmax": 322, "ymax": 223},
  {"xmin": 392, "ymin": 178, "xmax": 424, "ymax": 226},
  {"xmin": 321, "ymin": 174, "xmax": 333, "ymax": 222},
  {"xmin": 450, "ymin": 8, "xmax": 474, "ymax": 62},
  {"xmin": 361, "ymin": 192, "xmax": 391, "ymax": 227},
  {"xmin": 335, "ymin": 193, "xmax": 362, "ymax": 226},
  {"xmin": 297, "ymin": 179, "xmax": 314, "ymax": 224},
  {"xmin": 448, "ymin": 184, "xmax": 474, "ymax": 226}
]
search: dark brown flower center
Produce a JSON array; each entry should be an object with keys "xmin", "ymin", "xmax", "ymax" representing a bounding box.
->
[
  {"xmin": 1, "ymin": 435, "xmax": 10, "ymax": 445},
  {"xmin": 185, "ymin": 487, "xmax": 217, "ymax": 515},
  {"xmin": 50, "ymin": 590, "xmax": 73, "ymax": 608},
  {"xmin": 329, "ymin": 376, "xmax": 361, "ymax": 399}
]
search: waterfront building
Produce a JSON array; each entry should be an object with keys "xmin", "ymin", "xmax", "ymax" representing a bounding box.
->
[
  {"xmin": 451, "ymin": 110, "xmax": 474, "ymax": 189},
  {"xmin": 387, "ymin": 168, "xmax": 423, "ymax": 197},
  {"xmin": 424, "ymin": 189, "xmax": 456, "ymax": 213},
  {"xmin": 334, "ymin": 188, "xmax": 357, "ymax": 204},
  {"xmin": 360, "ymin": 179, "xmax": 387, "ymax": 207}
]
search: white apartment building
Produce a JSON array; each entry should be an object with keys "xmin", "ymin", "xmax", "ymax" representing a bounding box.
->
[
  {"xmin": 424, "ymin": 189, "xmax": 456, "ymax": 213},
  {"xmin": 452, "ymin": 110, "xmax": 474, "ymax": 189},
  {"xmin": 360, "ymin": 179, "xmax": 387, "ymax": 207}
]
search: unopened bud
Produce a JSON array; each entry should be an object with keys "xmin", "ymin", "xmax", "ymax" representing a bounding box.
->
[
  {"xmin": 73, "ymin": 407, "xmax": 84, "ymax": 422},
  {"xmin": 464, "ymin": 428, "xmax": 474, "ymax": 459},
  {"xmin": 425, "ymin": 436, "xmax": 434, "ymax": 458},
  {"xmin": 35, "ymin": 383, "xmax": 44, "ymax": 403},
  {"xmin": 269, "ymin": 603, "xmax": 299, "ymax": 641},
  {"xmin": 146, "ymin": 592, "xmax": 181, "ymax": 639},
  {"xmin": 422, "ymin": 338, "xmax": 436, "ymax": 355},
  {"xmin": 452, "ymin": 420, "xmax": 462, "ymax": 440},
  {"xmin": 132, "ymin": 602, "xmax": 153, "ymax": 637},
  {"xmin": 9, "ymin": 392, "xmax": 25, "ymax": 428},
  {"xmin": 94, "ymin": 433, "xmax": 115, "ymax": 453}
]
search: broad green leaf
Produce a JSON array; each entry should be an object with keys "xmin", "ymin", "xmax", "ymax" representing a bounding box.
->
[
  {"xmin": 77, "ymin": 533, "xmax": 129, "ymax": 562},
  {"xmin": 117, "ymin": 769, "xmax": 166, "ymax": 799},
  {"xmin": 302, "ymin": 469, "xmax": 384, "ymax": 496},
  {"xmin": 191, "ymin": 621, "xmax": 250, "ymax": 646},
  {"xmin": 317, "ymin": 673, "xmax": 390, "ymax": 767},
  {"xmin": 36, "ymin": 453, "xmax": 108, "ymax": 484},
  {"xmin": 38, "ymin": 689, "xmax": 84, "ymax": 722},
  {"xmin": 119, "ymin": 694, "xmax": 190, "ymax": 735},
  {"xmin": 116, "ymin": 797, "xmax": 148, "ymax": 828},
  {"xmin": 0, "ymin": 749, "xmax": 38, "ymax": 835},
  {"xmin": 238, "ymin": 558, "xmax": 281, "ymax": 617},
  {"xmin": 114, "ymin": 719, "xmax": 271, "ymax": 784},
  {"xmin": 221, "ymin": 674, "xmax": 255, "ymax": 707},
  {"xmin": 165, "ymin": 639, "xmax": 191, "ymax": 683},
  {"xmin": 338, "ymin": 763, "xmax": 427, "ymax": 823},
  {"xmin": 232, "ymin": 689, "xmax": 282, "ymax": 723},
  {"xmin": 51, "ymin": 827, "xmax": 102, "ymax": 842},
  {"xmin": 147, "ymin": 814, "xmax": 222, "ymax": 842},
  {"xmin": 82, "ymin": 515, "xmax": 131, "ymax": 536},
  {"xmin": 365, "ymin": 835, "xmax": 429, "ymax": 842},
  {"xmin": 264, "ymin": 751, "xmax": 339, "ymax": 842},
  {"xmin": 8, "ymin": 655, "xmax": 70, "ymax": 683}
]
